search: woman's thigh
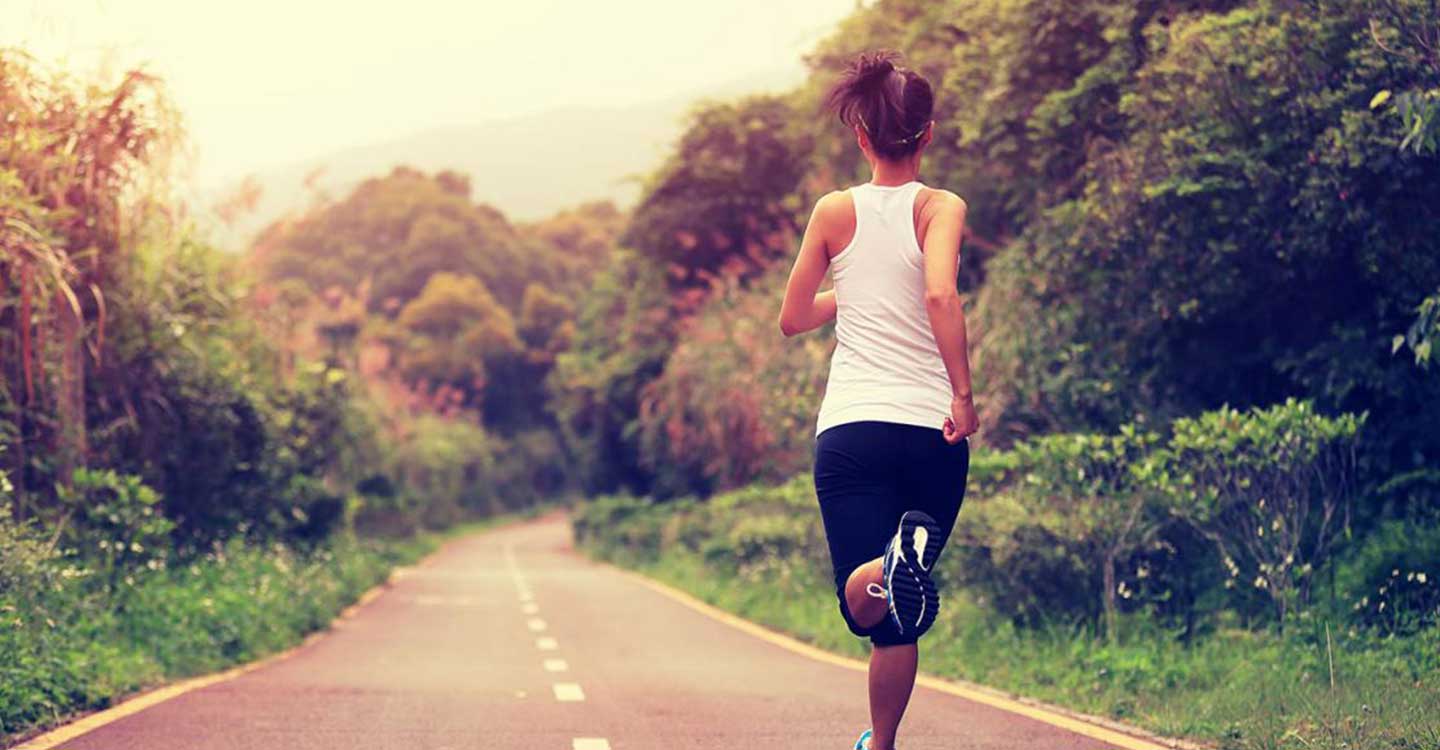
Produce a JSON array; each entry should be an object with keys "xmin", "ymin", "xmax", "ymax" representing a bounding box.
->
[{"xmin": 813, "ymin": 422, "xmax": 903, "ymax": 589}]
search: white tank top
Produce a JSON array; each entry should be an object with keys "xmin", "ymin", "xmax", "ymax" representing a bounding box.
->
[{"xmin": 815, "ymin": 181, "xmax": 955, "ymax": 436}]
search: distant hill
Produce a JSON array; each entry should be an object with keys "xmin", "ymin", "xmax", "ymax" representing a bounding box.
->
[{"xmin": 205, "ymin": 69, "xmax": 804, "ymax": 248}]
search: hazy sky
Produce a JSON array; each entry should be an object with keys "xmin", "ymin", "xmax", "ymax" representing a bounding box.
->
[{"xmin": 4, "ymin": 0, "xmax": 861, "ymax": 185}]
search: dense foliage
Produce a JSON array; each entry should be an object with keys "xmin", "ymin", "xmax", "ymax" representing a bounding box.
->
[
  {"xmin": 0, "ymin": 51, "xmax": 553, "ymax": 743},
  {"xmin": 549, "ymin": 0, "xmax": 1440, "ymax": 508}
]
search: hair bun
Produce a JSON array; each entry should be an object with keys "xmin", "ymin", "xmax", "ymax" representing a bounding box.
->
[
  {"xmin": 850, "ymin": 51, "xmax": 899, "ymax": 91},
  {"xmin": 824, "ymin": 49, "xmax": 933, "ymax": 161}
]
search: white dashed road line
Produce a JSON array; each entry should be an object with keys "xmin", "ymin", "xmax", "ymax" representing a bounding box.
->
[
  {"xmin": 503, "ymin": 543, "xmax": 534, "ymax": 602},
  {"xmin": 508, "ymin": 541, "xmax": 602, "ymax": 741},
  {"xmin": 553, "ymin": 683, "xmax": 586, "ymax": 702}
]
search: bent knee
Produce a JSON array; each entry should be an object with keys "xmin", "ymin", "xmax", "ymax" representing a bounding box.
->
[{"xmin": 837, "ymin": 596, "xmax": 874, "ymax": 638}]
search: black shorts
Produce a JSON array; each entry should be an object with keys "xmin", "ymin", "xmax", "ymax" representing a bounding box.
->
[{"xmin": 813, "ymin": 420, "xmax": 969, "ymax": 646}]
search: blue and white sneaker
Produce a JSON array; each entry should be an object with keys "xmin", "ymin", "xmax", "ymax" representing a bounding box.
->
[
  {"xmin": 881, "ymin": 510, "xmax": 943, "ymax": 637},
  {"xmin": 854, "ymin": 728, "xmax": 874, "ymax": 749}
]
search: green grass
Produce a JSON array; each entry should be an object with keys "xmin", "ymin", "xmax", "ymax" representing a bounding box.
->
[
  {"xmin": 0, "ymin": 510, "xmax": 537, "ymax": 747},
  {"xmin": 589, "ymin": 546, "xmax": 1440, "ymax": 750}
]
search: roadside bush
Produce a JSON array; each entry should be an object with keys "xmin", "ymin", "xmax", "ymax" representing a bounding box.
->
[
  {"xmin": 388, "ymin": 416, "xmax": 498, "ymax": 530},
  {"xmin": 584, "ymin": 400, "xmax": 1370, "ymax": 642},
  {"xmin": 1014, "ymin": 428, "xmax": 1172, "ymax": 640},
  {"xmin": 572, "ymin": 494, "xmax": 668, "ymax": 565},
  {"xmin": 949, "ymin": 428, "xmax": 1187, "ymax": 636},
  {"xmin": 1164, "ymin": 400, "xmax": 1363, "ymax": 628},
  {"xmin": 1336, "ymin": 520, "xmax": 1440, "ymax": 636},
  {"xmin": 576, "ymin": 476, "xmax": 829, "ymax": 575},
  {"xmin": 51, "ymin": 469, "xmax": 173, "ymax": 597},
  {"xmin": 0, "ymin": 487, "xmax": 52, "ymax": 615},
  {"xmin": 948, "ymin": 491, "xmax": 1103, "ymax": 625}
]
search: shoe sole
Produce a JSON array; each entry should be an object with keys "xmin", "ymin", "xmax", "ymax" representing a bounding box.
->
[{"xmin": 890, "ymin": 511, "xmax": 942, "ymax": 637}]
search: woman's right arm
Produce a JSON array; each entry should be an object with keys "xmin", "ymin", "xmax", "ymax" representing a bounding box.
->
[
  {"xmin": 920, "ymin": 191, "xmax": 979, "ymax": 444},
  {"xmin": 778, "ymin": 192, "xmax": 843, "ymax": 337}
]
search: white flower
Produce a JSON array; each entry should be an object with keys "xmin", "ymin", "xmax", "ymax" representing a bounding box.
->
[{"xmin": 1419, "ymin": 573, "xmax": 1429, "ymax": 584}]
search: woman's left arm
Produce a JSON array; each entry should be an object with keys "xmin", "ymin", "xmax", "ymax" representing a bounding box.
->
[{"xmin": 778, "ymin": 193, "xmax": 841, "ymax": 337}]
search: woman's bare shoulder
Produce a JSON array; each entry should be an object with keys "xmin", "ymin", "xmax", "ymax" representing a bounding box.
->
[
  {"xmin": 813, "ymin": 189, "xmax": 858, "ymax": 251},
  {"xmin": 918, "ymin": 186, "xmax": 967, "ymax": 214},
  {"xmin": 814, "ymin": 189, "xmax": 856, "ymax": 220}
]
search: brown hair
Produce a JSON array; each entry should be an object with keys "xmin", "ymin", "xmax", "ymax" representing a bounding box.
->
[{"xmin": 824, "ymin": 50, "xmax": 934, "ymax": 161}]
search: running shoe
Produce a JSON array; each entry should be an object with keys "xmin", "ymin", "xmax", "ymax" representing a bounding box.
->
[
  {"xmin": 882, "ymin": 510, "xmax": 942, "ymax": 637},
  {"xmin": 854, "ymin": 728, "xmax": 873, "ymax": 749}
]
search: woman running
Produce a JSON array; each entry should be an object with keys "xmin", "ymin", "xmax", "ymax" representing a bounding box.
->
[{"xmin": 778, "ymin": 50, "xmax": 978, "ymax": 750}]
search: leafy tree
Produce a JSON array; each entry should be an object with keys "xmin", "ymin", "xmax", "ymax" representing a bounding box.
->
[
  {"xmin": 0, "ymin": 52, "xmax": 176, "ymax": 501},
  {"xmin": 1395, "ymin": 290, "xmax": 1440, "ymax": 369},
  {"xmin": 637, "ymin": 265, "xmax": 830, "ymax": 497},
  {"xmin": 257, "ymin": 167, "xmax": 535, "ymax": 312},
  {"xmin": 548, "ymin": 249, "xmax": 674, "ymax": 494},
  {"xmin": 393, "ymin": 272, "xmax": 521, "ymax": 409},
  {"xmin": 552, "ymin": 97, "xmax": 814, "ymax": 495},
  {"xmin": 516, "ymin": 201, "xmax": 625, "ymax": 296},
  {"xmin": 519, "ymin": 283, "xmax": 575, "ymax": 361},
  {"xmin": 971, "ymin": 1, "xmax": 1440, "ymax": 475},
  {"xmin": 622, "ymin": 96, "xmax": 813, "ymax": 303}
]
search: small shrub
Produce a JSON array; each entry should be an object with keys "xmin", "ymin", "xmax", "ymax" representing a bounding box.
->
[
  {"xmin": 1164, "ymin": 399, "xmax": 1364, "ymax": 628},
  {"xmin": 1012, "ymin": 427, "xmax": 1170, "ymax": 641},
  {"xmin": 572, "ymin": 494, "xmax": 669, "ymax": 564},
  {"xmin": 388, "ymin": 416, "xmax": 498, "ymax": 529},
  {"xmin": 948, "ymin": 492, "xmax": 1102, "ymax": 625},
  {"xmin": 1336, "ymin": 520, "xmax": 1440, "ymax": 636},
  {"xmin": 53, "ymin": 469, "xmax": 173, "ymax": 596}
]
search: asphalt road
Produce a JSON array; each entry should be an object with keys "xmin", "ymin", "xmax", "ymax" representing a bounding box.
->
[{"xmin": 50, "ymin": 513, "xmax": 1121, "ymax": 750}]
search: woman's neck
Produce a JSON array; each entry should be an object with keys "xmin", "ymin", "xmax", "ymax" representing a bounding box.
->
[{"xmin": 869, "ymin": 157, "xmax": 920, "ymax": 187}]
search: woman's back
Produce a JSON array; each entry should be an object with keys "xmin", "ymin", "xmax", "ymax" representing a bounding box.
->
[{"xmin": 816, "ymin": 181, "xmax": 953, "ymax": 436}]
